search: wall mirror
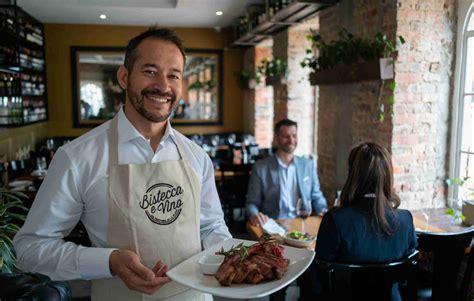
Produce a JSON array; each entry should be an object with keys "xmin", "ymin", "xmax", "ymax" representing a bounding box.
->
[{"xmin": 71, "ymin": 47, "xmax": 223, "ymax": 128}]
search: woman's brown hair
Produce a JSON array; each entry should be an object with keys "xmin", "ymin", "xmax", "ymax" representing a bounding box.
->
[{"xmin": 339, "ymin": 142, "xmax": 401, "ymax": 235}]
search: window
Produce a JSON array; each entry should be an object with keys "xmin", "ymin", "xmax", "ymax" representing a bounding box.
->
[
  {"xmin": 452, "ymin": 4, "xmax": 474, "ymax": 203},
  {"xmin": 80, "ymin": 82, "xmax": 104, "ymax": 119}
]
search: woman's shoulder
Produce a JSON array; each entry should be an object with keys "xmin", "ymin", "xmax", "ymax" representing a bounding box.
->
[
  {"xmin": 326, "ymin": 206, "xmax": 364, "ymax": 222},
  {"xmin": 393, "ymin": 208, "xmax": 414, "ymax": 221}
]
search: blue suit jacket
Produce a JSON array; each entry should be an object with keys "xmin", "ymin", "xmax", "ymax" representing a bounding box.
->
[{"xmin": 246, "ymin": 155, "xmax": 327, "ymax": 218}]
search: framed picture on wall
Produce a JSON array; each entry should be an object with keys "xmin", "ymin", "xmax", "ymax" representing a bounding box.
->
[{"xmin": 70, "ymin": 46, "xmax": 223, "ymax": 128}]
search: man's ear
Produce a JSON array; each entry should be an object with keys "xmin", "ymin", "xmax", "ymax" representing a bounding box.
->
[{"xmin": 117, "ymin": 65, "xmax": 128, "ymax": 90}]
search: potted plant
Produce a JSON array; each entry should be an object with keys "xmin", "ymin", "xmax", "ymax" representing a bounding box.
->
[
  {"xmin": 235, "ymin": 69, "xmax": 262, "ymax": 90},
  {"xmin": 0, "ymin": 187, "xmax": 27, "ymax": 273},
  {"xmin": 446, "ymin": 176, "xmax": 474, "ymax": 224},
  {"xmin": 301, "ymin": 29, "xmax": 404, "ymax": 85},
  {"xmin": 301, "ymin": 29, "xmax": 405, "ymax": 122},
  {"xmin": 257, "ymin": 58, "xmax": 288, "ymax": 86}
]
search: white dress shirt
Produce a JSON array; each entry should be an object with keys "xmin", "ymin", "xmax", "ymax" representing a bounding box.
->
[
  {"xmin": 276, "ymin": 157, "xmax": 300, "ymax": 219},
  {"xmin": 14, "ymin": 109, "xmax": 231, "ymax": 281}
]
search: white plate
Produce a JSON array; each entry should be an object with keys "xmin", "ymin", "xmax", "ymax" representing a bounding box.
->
[
  {"xmin": 31, "ymin": 169, "xmax": 47, "ymax": 177},
  {"xmin": 283, "ymin": 235, "xmax": 316, "ymax": 248},
  {"xmin": 8, "ymin": 180, "xmax": 33, "ymax": 188},
  {"xmin": 166, "ymin": 238, "xmax": 315, "ymax": 299}
]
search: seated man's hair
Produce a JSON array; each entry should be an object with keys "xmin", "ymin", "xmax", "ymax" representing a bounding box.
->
[{"xmin": 274, "ymin": 119, "xmax": 297, "ymax": 134}]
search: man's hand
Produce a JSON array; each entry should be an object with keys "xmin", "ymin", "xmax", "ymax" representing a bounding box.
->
[
  {"xmin": 249, "ymin": 213, "xmax": 269, "ymax": 226},
  {"xmin": 317, "ymin": 208, "xmax": 328, "ymax": 217},
  {"xmin": 109, "ymin": 250, "xmax": 171, "ymax": 295}
]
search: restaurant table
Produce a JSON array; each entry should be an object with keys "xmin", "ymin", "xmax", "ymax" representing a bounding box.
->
[
  {"xmin": 411, "ymin": 208, "xmax": 473, "ymax": 233},
  {"xmin": 246, "ymin": 216, "xmax": 322, "ymax": 250},
  {"xmin": 246, "ymin": 208, "xmax": 473, "ymax": 251}
]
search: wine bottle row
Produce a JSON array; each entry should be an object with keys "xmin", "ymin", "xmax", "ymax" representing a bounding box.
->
[
  {"xmin": 236, "ymin": 0, "xmax": 295, "ymax": 38},
  {"xmin": 1, "ymin": 4, "xmax": 48, "ymax": 126},
  {"xmin": 0, "ymin": 44, "xmax": 44, "ymax": 68},
  {"xmin": 0, "ymin": 95, "xmax": 46, "ymax": 124},
  {"xmin": 0, "ymin": 8, "xmax": 44, "ymax": 46},
  {"xmin": 0, "ymin": 72, "xmax": 45, "ymax": 96}
]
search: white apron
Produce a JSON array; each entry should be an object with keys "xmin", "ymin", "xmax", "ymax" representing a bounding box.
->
[{"xmin": 91, "ymin": 115, "xmax": 208, "ymax": 301}]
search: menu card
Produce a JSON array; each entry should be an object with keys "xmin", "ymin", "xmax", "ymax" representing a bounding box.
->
[{"xmin": 261, "ymin": 218, "xmax": 286, "ymax": 236}]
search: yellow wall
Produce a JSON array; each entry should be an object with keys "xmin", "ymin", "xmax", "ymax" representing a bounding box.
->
[
  {"xmin": 0, "ymin": 123, "xmax": 48, "ymax": 161},
  {"xmin": 44, "ymin": 23, "xmax": 244, "ymax": 137}
]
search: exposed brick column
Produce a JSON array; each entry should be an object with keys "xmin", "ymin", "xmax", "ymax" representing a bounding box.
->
[
  {"xmin": 317, "ymin": 1, "xmax": 398, "ymax": 203},
  {"xmin": 272, "ymin": 21, "xmax": 316, "ymax": 156},
  {"xmin": 242, "ymin": 43, "xmax": 273, "ymax": 148},
  {"xmin": 393, "ymin": 0, "xmax": 456, "ymax": 209}
]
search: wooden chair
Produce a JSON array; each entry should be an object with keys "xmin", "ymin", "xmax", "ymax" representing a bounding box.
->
[
  {"xmin": 416, "ymin": 228, "xmax": 474, "ymax": 301},
  {"xmin": 314, "ymin": 251, "xmax": 419, "ymax": 301}
]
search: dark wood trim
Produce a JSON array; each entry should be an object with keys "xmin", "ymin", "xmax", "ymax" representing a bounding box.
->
[{"xmin": 71, "ymin": 47, "xmax": 224, "ymax": 128}]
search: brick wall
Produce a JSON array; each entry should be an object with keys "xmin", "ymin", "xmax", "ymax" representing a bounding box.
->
[
  {"xmin": 393, "ymin": 0, "xmax": 456, "ymax": 209},
  {"xmin": 243, "ymin": 44, "xmax": 273, "ymax": 148},
  {"xmin": 317, "ymin": 0, "xmax": 456, "ymax": 209},
  {"xmin": 272, "ymin": 23, "xmax": 316, "ymax": 156}
]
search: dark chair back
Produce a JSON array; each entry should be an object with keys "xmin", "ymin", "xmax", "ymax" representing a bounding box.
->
[
  {"xmin": 315, "ymin": 251, "xmax": 419, "ymax": 301},
  {"xmin": 217, "ymin": 162, "xmax": 252, "ymax": 232},
  {"xmin": 0, "ymin": 273, "xmax": 71, "ymax": 300},
  {"xmin": 7, "ymin": 159, "xmax": 32, "ymax": 180},
  {"xmin": 416, "ymin": 228, "xmax": 474, "ymax": 301}
]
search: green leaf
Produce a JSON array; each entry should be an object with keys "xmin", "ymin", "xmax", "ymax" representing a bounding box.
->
[
  {"xmin": 389, "ymin": 95, "xmax": 395, "ymax": 106},
  {"xmin": 446, "ymin": 208, "xmax": 455, "ymax": 216},
  {"xmin": 378, "ymin": 112, "xmax": 385, "ymax": 122},
  {"xmin": 389, "ymin": 81, "xmax": 396, "ymax": 91}
]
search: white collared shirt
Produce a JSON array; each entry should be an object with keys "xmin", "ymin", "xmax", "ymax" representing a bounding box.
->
[
  {"xmin": 14, "ymin": 109, "xmax": 231, "ymax": 281},
  {"xmin": 276, "ymin": 156, "xmax": 299, "ymax": 219}
]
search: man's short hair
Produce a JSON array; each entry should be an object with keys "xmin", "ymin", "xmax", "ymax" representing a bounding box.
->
[
  {"xmin": 274, "ymin": 119, "xmax": 298, "ymax": 135},
  {"xmin": 124, "ymin": 27, "xmax": 186, "ymax": 71}
]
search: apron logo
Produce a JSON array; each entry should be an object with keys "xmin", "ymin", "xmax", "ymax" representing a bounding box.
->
[{"xmin": 140, "ymin": 183, "xmax": 184, "ymax": 225}]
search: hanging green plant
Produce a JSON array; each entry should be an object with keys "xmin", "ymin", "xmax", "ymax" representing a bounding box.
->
[
  {"xmin": 0, "ymin": 187, "xmax": 28, "ymax": 273},
  {"xmin": 257, "ymin": 58, "xmax": 288, "ymax": 77},
  {"xmin": 204, "ymin": 79, "xmax": 216, "ymax": 91},
  {"xmin": 301, "ymin": 29, "xmax": 405, "ymax": 71},
  {"xmin": 301, "ymin": 29, "xmax": 405, "ymax": 122},
  {"xmin": 187, "ymin": 81, "xmax": 205, "ymax": 90},
  {"xmin": 235, "ymin": 69, "xmax": 262, "ymax": 89}
]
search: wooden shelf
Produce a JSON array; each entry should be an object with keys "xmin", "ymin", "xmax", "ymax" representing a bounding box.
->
[
  {"xmin": 232, "ymin": 0, "xmax": 339, "ymax": 47},
  {"xmin": 309, "ymin": 58, "xmax": 394, "ymax": 86}
]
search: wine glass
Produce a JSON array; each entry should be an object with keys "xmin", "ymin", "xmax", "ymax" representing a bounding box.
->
[
  {"xmin": 334, "ymin": 190, "xmax": 341, "ymax": 207},
  {"xmin": 420, "ymin": 202, "xmax": 431, "ymax": 231},
  {"xmin": 296, "ymin": 198, "xmax": 312, "ymax": 234},
  {"xmin": 46, "ymin": 138, "xmax": 54, "ymax": 150},
  {"xmin": 36, "ymin": 157, "xmax": 47, "ymax": 171}
]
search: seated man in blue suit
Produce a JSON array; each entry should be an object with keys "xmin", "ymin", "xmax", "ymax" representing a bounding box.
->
[
  {"xmin": 246, "ymin": 118, "xmax": 328, "ymax": 226},
  {"xmin": 246, "ymin": 119, "xmax": 328, "ymax": 301}
]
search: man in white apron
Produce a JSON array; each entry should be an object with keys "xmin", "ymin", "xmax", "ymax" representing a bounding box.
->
[{"xmin": 14, "ymin": 28, "xmax": 231, "ymax": 301}]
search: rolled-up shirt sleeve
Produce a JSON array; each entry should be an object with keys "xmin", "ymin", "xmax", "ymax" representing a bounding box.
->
[
  {"xmin": 13, "ymin": 149, "xmax": 115, "ymax": 281},
  {"xmin": 199, "ymin": 155, "xmax": 232, "ymax": 249}
]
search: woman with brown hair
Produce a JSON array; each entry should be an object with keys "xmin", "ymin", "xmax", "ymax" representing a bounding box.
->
[
  {"xmin": 315, "ymin": 142, "xmax": 417, "ymax": 263},
  {"xmin": 298, "ymin": 142, "xmax": 417, "ymax": 301}
]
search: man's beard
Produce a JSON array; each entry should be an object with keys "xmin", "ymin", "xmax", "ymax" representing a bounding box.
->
[
  {"xmin": 281, "ymin": 144, "xmax": 296, "ymax": 154},
  {"xmin": 128, "ymin": 85, "xmax": 177, "ymax": 123}
]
